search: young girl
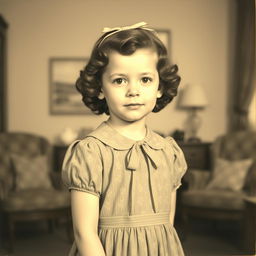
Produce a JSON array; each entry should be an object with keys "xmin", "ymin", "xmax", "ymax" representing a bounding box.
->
[{"xmin": 62, "ymin": 22, "xmax": 187, "ymax": 256}]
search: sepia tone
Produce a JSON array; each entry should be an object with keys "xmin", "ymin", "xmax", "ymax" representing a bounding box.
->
[{"xmin": 0, "ymin": 0, "xmax": 255, "ymax": 255}]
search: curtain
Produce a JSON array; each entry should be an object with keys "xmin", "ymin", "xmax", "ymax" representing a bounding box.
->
[{"xmin": 230, "ymin": 0, "xmax": 255, "ymax": 131}]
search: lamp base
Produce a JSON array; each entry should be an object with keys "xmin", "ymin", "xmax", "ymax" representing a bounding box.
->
[{"xmin": 185, "ymin": 108, "xmax": 202, "ymax": 143}]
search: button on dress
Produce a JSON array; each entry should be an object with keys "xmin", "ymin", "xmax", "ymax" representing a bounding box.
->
[{"xmin": 62, "ymin": 121, "xmax": 187, "ymax": 256}]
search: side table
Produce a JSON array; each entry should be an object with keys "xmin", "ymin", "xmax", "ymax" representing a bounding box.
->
[{"xmin": 244, "ymin": 197, "xmax": 256, "ymax": 255}]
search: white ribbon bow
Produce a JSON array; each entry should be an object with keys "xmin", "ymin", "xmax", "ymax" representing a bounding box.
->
[
  {"xmin": 98, "ymin": 22, "xmax": 155, "ymax": 47},
  {"xmin": 102, "ymin": 22, "xmax": 153, "ymax": 33}
]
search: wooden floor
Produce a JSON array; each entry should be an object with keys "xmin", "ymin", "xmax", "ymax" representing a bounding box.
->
[{"xmin": 0, "ymin": 218, "xmax": 248, "ymax": 256}]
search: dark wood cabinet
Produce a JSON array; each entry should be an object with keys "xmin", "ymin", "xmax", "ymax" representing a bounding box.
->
[
  {"xmin": 53, "ymin": 145, "xmax": 68, "ymax": 172},
  {"xmin": 0, "ymin": 16, "xmax": 8, "ymax": 132},
  {"xmin": 178, "ymin": 141, "xmax": 212, "ymax": 170}
]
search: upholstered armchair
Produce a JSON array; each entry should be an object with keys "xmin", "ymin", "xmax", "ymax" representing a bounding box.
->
[
  {"xmin": 180, "ymin": 130, "xmax": 256, "ymax": 251},
  {"xmin": 0, "ymin": 132, "xmax": 71, "ymax": 252}
]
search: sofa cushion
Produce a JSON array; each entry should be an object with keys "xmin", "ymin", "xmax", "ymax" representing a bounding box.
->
[
  {"xmin": 11, "ymin": 154, "xmax": 52, "ymax": 191},
  {"xmin": 205, "ymin": 158, "xmax": 253, "ymax": 191},
  {"xmin": 2, "ymin": 189, "xmax": 70, "ymax": 211},
  {"xmin": 182, "ymin": 189, "xmax": 246, "ymax": 210}
]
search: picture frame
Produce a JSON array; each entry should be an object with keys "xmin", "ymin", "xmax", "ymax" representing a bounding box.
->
[
  {"xmin": 49, "ymin": 57, "xmax": 91, "ymax": 115},
  {"xmin": 155, "ymin": 29, "xmax": 171, "ymax": 55}
]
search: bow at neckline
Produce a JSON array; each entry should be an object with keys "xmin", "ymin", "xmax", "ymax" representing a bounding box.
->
[{"xmin": 126, "ymin": 140, "xmax": 161, "ymax": 170}]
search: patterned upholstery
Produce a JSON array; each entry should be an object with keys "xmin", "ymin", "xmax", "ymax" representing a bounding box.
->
[
  {"xmin": 211, "ymin": 130, "xmax": 256, "ymax": 195},
  {"xmin": 3, "ymin": 189, "xmax": 70, "ymax": 211},
  {"xmin": 0, "ymin": 133, "xmax": 50, "ymax": 197},
  {"xmin": 182, "ymin": 130, "xmax": 256, "ymax": 210},
  {"xmin": 216, "ymin": 130, "xmax": 256, "ymax": 161},
  {"xmin": 182, "ymin": 189, "xmax": 246, "ymax": 210},
  {"xmin": 206, "ymin": 158, "xmax": 253, "ymax": 191},
  {"xmin": 0, "ymin": 132, "xmax": 70, "ymax": 211}
]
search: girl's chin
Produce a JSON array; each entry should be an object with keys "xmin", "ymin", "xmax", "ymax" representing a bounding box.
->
[
  {"xmin": 120, "ymin": 115, "xmax": 148, "ymax": 123},
  {"xmin": 109, "ymin": 108, "xmax": 154, "ymax": 124},
  {"xmin": 109, "ymin": 114, "xmax": 147, "ymax": 124}
]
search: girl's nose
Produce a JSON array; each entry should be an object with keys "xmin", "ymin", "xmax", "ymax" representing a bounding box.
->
[{"xmin": 126, "ymin": 82, "xmax": 140, "ymax": 97}]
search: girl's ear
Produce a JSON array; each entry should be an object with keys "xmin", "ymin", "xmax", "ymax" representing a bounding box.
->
[
  {"xmin": 157, "ymin": 88, "xmax": 163, "ymax": 98},
  {"xmin": 98, "ymin": 91, "xmax": 105, "ymax": 100}
]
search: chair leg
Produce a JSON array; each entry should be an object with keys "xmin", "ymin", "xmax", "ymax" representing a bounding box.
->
[
  {"xmin": 66, "ymin": 211, "xmax": 73, "ymax": 243},
  {"xmin": 0, "ymin": 212, "xmax": 4, "ymax": 248},
  {"xmin": 180, "ymin": 207, "xmax": 189, "ymax": 241},
  {"xmin": 7, "ymin": 215, "xmax": 15, "ymax": 253},
  {"xmin": 1, "ymin": 212, "xmax": 8, "ymax": 251},
  {"xmin": 243, "ymin": 204, "xmax": 256, "ymax": 255},
  {"xmin": 48, "ymin": 219, "xmax": 54, "ymax": 233}
]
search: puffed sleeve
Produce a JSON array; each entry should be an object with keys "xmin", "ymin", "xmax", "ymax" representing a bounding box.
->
[
  {"xmin": 61, "ymin": 138, "xmax": 103, "ymax": 197},
  {"xmin": 165, "ymin": 137, "xmax": 188, "ymax": 190}
]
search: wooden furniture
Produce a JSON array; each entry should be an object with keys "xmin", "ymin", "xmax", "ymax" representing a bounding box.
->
[
  {"xmin": 0, "ymin": 16, "xmax": 8, "ymax": 132},
  {"xmin": 0, "ymin": 133, "xmax": 71, "ymax": 252},
  {"xmin": 53, "ymin": 145, "xmax": 68, "ymax": 172},
  {"xmin": 244, "ymin": 197, "xmax": 256, "ymax": 255},
  {"xmin": 178, "ymin": 141, "xmax": 211, "ymax": 170}
]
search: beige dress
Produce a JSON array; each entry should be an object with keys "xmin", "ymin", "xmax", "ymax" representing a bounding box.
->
[{"xmin": 62, "ymin": 121, "xmax": 187, "ymax": 256}]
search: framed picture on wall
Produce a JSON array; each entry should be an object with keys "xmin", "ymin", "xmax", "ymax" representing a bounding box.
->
[
  {"xmin": 49, "ymin": 57, "xmax": 91, "ymax": 115},
  {"xmin": 155, "ymin": 29, "xmax": 171, "ymax": 55}
]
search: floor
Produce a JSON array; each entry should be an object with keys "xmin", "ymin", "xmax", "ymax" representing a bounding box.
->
[{"xmin": 0, "ymin": 218, "xmax": 249, "ymax": 256}]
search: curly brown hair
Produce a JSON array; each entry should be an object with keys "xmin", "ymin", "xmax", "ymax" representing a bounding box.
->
[{"xmin": 76, "ymin": 28, "xmax": 181, "ymax": 115}]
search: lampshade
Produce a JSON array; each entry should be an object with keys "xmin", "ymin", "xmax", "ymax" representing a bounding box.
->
[{"xmin": 179, "ymin": 84, "xmax": 208, "ymax": 108}]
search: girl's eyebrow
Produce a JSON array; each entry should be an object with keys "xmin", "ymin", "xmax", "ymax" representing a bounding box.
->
[
  {"xmin": 110, "ymin": 73, "xmax": 127, "ymax": 78},
  {"xmin": 140, "ymin": 72, "xmax": 155, "ymax": 76},
  {"xmin": 110, "ymin": 72, "xmax": 155, "ymax": 77}
]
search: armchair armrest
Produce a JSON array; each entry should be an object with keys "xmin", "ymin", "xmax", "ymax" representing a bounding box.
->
[{"xmin": 185, "ymin": 169, "xmax": 211, "ymax": 190}]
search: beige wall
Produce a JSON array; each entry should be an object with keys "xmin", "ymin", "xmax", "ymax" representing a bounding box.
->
[{"xmin": 0, "ymin": 0, "xmax": 235, "ymax": 142}]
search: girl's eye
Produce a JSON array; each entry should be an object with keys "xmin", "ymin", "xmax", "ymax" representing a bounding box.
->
[
  {"xmin": 141, "ymin": 77, "xmax": 153, "ymax": 84},
  {"xmin": 112, "ymin": 78, "xmax": 127, "ymax": 85}
]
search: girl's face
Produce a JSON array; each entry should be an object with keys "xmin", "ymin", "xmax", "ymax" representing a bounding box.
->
[{"xmin": 101, "ymin": 48, "xmax": 162, "ymax": 125}]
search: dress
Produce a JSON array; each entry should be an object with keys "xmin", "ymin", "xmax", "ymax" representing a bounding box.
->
[{"xmin": 62, "ymin": 121, "xmax": 187, "ymax": 256}]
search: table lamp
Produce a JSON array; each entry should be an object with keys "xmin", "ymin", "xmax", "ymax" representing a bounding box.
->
[{"xmin": 179, "ymin": 84, "xmax": 208, "ymax": 142}]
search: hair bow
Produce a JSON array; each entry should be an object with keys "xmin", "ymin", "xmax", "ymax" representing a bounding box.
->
[
  {"xmin": 98, "ymin": 22, "xmax": 155, "ymax": 47},
  {"xmin": 102, "ymin": 22, "xmax": 154, "ymax": 33}
]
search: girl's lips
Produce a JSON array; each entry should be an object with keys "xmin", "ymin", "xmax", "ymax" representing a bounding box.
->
[
  {"xmin": 124, "ymin": 104, "xmax": 143, "ymax": 106},
  {"xmin": 124, "ymin": 104, "xmax": 144, "ymax": 110}
]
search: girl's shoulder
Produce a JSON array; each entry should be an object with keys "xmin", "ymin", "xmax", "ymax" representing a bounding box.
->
[
  {"xmin": 163, "ymin": 136, "xmax": 185, "ymax": 158},
  {"xmin": 64, "ymin": 136, "xmax": 107, "ymax": 161},
  {"xmin": 148, "ymin": 132, "xmax": 185, "ymax": 161},
  {"xmin": 66, "ymin": 121, "xmax": 115, "ymax": 153},
  {"xmin": 62, "ymin": 137, "xmax": 102, "ymax": 167},
  {"xmin": 164, "ymin": 136, "xmax": 180, "ymax": 148}
]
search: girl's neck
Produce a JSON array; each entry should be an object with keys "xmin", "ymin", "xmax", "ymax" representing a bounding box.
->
[{"xmin": 106, "ymin": 118, "xmax": 147, "ymax": 141}]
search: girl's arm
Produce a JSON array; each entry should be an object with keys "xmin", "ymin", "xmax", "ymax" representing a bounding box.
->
[
  {"xmin": 169, "ymin": 190, "xmax": 177, "ymax": 225},
  {"xmin": 71, "ymin": 190, "xmax": 106, "ymax": 256}
]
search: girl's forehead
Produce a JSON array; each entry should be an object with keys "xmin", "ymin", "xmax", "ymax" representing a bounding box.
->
[{"xmin": 106, "ymin": 48, "xmax": 158, "ymax": 71}]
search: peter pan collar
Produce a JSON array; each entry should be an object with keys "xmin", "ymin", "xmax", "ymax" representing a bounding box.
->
[{"xmin": 86, "ymin": 121, "xmax": 164, "ymax": 150}]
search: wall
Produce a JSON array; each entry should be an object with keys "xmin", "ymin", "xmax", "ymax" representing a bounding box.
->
[{"xmin": 0, "ymin": 0, "xmax": 234, "ymax": 142}]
